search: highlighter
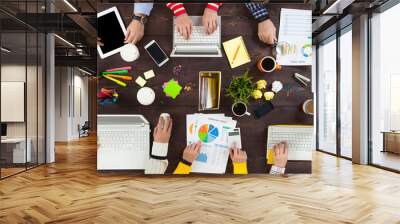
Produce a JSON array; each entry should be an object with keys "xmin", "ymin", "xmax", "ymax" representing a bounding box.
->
[{"xmin": 103, "ymin": 75, "xmax": 127, "ymax": 87}]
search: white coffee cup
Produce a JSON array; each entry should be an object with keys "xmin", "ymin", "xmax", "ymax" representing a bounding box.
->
[
  {"xmin": 120, "ymin": 43, "xmax": 140, "ymax": 62},
  {"xmin": 137, "ymin": 87, "xmax": 155, "ymax": 106},
  {"xmin": 232, "ymin": 102, "xmax": 251, "ymax": 117},
  {"xmin": 302, "ymin": 99, "xmax": 314, "ymax": 115}
]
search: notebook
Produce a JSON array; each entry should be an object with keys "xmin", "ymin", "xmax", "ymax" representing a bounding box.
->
[{"xmin": 222, "ymin": 36, "xmax": 251, "ymax": 69}]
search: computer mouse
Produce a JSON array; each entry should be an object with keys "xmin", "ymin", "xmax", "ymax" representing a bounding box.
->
[
  {"xmin": 160, "ymin": 113, "xmax": 170, "ymax": 129},
  {"xmin": 160, "ymin": 113, "xmax": 170, "ymax": 119},
  {"xmin": 120, "ymin": 43, "xmax": 139, "ymax": 62}
]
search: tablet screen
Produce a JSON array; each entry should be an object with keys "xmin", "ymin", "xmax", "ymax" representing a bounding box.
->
[{"xmin": 98, "ymin": 11, "xmax": 125, "ymax": 55}]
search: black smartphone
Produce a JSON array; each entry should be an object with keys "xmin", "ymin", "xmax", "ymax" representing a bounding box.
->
[{"xmin": 253, "ymin": 102, "xmax": 274, "ymax": 119}]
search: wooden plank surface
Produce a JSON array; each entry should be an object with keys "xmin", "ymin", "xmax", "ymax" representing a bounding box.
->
[
  {"xmin": 2, "ymin": 137, "xmax": 400, "ymax": 223},
  {"xmin": 97, "ymin": 3, "xmax": 313, "ymax": 174}
]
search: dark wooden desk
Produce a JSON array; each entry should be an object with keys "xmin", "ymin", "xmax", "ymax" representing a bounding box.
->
[{"xmin": 98, "ymin": 3, "xmax": 313, "ymax": 174}]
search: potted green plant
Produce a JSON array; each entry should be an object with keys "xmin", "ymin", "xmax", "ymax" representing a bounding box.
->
[{"xmin": 225, "ymin": 70, "xmax": 255, "ymax": 105}]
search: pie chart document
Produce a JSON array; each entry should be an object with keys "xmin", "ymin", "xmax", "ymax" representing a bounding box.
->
[{"xmin": 186, "ymin": 114, "xmax": 237, "ymax": 174}]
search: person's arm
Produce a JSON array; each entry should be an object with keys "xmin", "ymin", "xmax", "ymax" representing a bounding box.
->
[
  {"xmin": 202, "ymin": 3, "xmax": 222, "ymax": 34},
  {"xmin": 125, "ymin": 3, "xmax": 153, "ymax": 44},
  {"xmin": 268, "ymin": 142, "xmax": 288, "ymax": 175},
  {"xmin": 144, "ymin": 115, "xmax": 172, "ymax": 174},
  {"xmin": 230, "ymin": 147, "xmax": 248, "ymax": 174},
  {"xmin": 173, "ymin": 142, "xmax": 201, "ymax": 174},
  {"xmin": 245, "ymin": 3, "xmax": 276, "ymax": 44},
  {"xmin": 134, "ymin": 3, "xmax": 154, "ymax": 16}
]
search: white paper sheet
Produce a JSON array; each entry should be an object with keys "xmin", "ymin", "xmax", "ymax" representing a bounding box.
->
[
  {"xmin": 186, "ymin": 114, "xmax": 236, "ymax": 174},
  {"xmin": 277, "ymin": 8, "xmax": 312, "ymax": 66}
]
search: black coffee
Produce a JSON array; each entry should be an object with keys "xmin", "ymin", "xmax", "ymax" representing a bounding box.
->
[
  {"xmin": 262, "ymin": 58, "xmax": 275, "ymax": 71},
  {"xmin": 233, "ymin": 103, "xmax": 246, "ymax": 115}
]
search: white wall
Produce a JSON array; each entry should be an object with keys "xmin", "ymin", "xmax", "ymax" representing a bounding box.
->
[{"xmin": 54, "ymin": 67, "xmax": 89, "ymax": 141}]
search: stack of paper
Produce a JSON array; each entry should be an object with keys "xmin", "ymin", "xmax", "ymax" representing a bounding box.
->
[
  {"xmin": 186, "ymin": 114, "xmax": 237, "ymax": 174},
  {"xmin": 277, "ymin": 8, "xmax": 312, "ymax": 66},
  {"xmin": 163, "ymin": 79, "xmax": 182, "ymax": 99}
]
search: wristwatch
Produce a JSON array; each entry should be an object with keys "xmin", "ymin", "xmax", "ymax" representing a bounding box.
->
[
  {"xmin": 257, "ymin": 14, "xmax": 270, "ymax": 23},
  {"xmin": 133, "ymin": 15, "xmax": 148, "ymax": 25},
  {"xmin": 270, "ymin": 166, "xmax": 285, "ymax": 175}
]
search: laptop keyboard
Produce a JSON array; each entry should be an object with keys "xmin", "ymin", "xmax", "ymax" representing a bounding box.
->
[
  {"xmin": 175, "ymin": 26, "xmax": 220, "ymax": 44},
  {"xmin": 267, "ymin": 126, "xmax": 314, "ymax": 160},
  {"xmin": 97, "ymin": 126, "xmax": 149, "ymax": 151}
]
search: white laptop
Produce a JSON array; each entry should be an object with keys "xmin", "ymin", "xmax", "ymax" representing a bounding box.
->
[
  {"xmin": 171, "ymin": 16, "xmax": 222, "ymax": 57},
  {"xmin": 97, "ymin": 114, "xmax": 150, "ymax": 170},
  {"xmin": 267, "ymin": 125, "xmax": 314, "ymax": 161}
]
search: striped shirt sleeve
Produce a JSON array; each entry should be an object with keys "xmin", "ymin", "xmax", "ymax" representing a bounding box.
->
[
  {"xmin": 206, "ymin": 3, "xmax": 223, "ymax": 12},
  {"xmin": 166, "ymin": 3, "xmax": 222, "ymax": 16},
  {"xmin": 245, "ymin": 2, "xmax": 269, "ymax": 22},
  {"xmin": 166, "ymin": 3, "xmax": 186, "ymax": 16}
]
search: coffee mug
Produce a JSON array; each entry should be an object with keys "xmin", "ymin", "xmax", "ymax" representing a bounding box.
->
[
  {"xmin": 257, "ymin": 56, "xmax": 277, "ymax": 73},
  {"xmin": 232, "ymin": 102, "xmax": 251, "ymax": 117},
  {"xmin": 302, "ymin": 99, "xmax": 314, "ymax": 115}
]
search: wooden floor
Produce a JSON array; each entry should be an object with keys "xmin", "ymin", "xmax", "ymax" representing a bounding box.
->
[{"xmin": 1, "ymin": 136, "xmax": 400, "ymax": 224}]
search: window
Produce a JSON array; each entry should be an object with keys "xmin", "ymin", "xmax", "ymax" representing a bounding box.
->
[
  {"xmin": 317, "ymin": 36, "xmax": 337, "ymax": 154},
  {"xmin": 370, "ymin": 3, "xmax": 400, "ymax": 171},
  {"xmin": 339, "ymin": 28, "xmax": 352, "ymax": 158}
]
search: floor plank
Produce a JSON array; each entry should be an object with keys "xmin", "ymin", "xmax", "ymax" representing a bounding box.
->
[{"xmin": 1, "ymin": 136, "xmax": 400, "ymax": 224}]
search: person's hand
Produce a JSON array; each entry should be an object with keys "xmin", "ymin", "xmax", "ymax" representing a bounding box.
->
[
  {"xmin": 229, "ymin": 147, "xmax": 247, "ymax": 163},
  {"xmin": 202, "ymin": 8, "xmax": 218, "ymax": 35},
  {"xmin": 124, "ymin": 19, "xmax": 145, "ymax": 44},
  {"xmin": 182, "ymin": 142, "xmax": 201, "ymax": 163},
  {"xmin": 258, "ymin": 19, "xmax": 277, "ymax": 45},
  {"xmin": 273, "ymin": 141, "xmax": 288, "ymax": 168},
  {"xmin": 175, "ymin": 13, "xmax": 192, "ymax": 40},
  {"xmin": 153, "ymin": 116, "xmax": 173, "ymax": 143},
  {"xmin": 97, "ymin": 37, "xmax": 103, "ymax": 46}
]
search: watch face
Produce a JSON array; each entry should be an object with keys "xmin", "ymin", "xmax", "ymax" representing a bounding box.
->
[{"xmin": 141, "ymin": 16, "xmax": 148, "ymax": 24}]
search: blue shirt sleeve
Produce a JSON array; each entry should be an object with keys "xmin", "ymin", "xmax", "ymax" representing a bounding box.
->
[
  {"xmin": 245, "ymin": 3, "xmax": 269, "ymax": 22},
  {"xmin": 134, "ymin": 3, "xmax": 154, "ymax": 16}
]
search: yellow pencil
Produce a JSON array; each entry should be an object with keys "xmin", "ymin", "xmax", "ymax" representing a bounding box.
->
[{"xmin": 231, "ymin": 44, "xmax": 241, "ymax": 65}]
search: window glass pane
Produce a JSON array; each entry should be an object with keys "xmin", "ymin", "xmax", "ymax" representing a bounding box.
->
[
  {"xmin": 318, "ymin": 37, "xmax": 337, "ymax": 154},
  {"xmin": 340, "ymin": 29, "xmax": 352, "ymax": 158},
  {"xmin": 371, "ymin": 3, "xmax": 400, "ymax": 171},
  {"xmin": 1, "ymin": 27, "xmax": 28, "ymax": 178}
]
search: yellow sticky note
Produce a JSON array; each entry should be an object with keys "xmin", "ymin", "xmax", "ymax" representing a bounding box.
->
[
  {"xmin": 135, "ymin": 76, "xmax": 147, "ymax": 87},
  {"xmin": 267, "ymin": 149, "xmax": 274, "ymax": 164},
  {"xmin": 222, "ymin": 36, "xmax": 251, "ymax": 69},
  {"xmin": 144, "ymin": 70, "xmax": 155, "ymax": 80}
]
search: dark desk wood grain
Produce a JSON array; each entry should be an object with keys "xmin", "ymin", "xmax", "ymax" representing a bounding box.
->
[{"xmin": 98, "ymin": 3, "xmax": 313, "ymax": 174}]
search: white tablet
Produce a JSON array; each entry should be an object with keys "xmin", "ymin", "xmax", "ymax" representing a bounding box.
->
[{"xmin": 97, "ymin": 7, "xmax": 127, "ymax": 59}]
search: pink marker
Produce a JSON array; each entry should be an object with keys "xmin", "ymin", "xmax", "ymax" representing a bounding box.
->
[{"xmin": 106, "ymin": 66, "xmax": 132, "ymax": 72}]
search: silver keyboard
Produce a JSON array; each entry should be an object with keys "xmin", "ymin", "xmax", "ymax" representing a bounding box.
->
[
  {"xmin": 267, "ymin": 126, "xmax": 314, "ymax": 160},
  {"xmin": 97, "ymin": 125, "xmax": 149, "ymax": 151},
  {"xmin": 175, "ymin": 26, "xmax": 220, "ymax": 44}
]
